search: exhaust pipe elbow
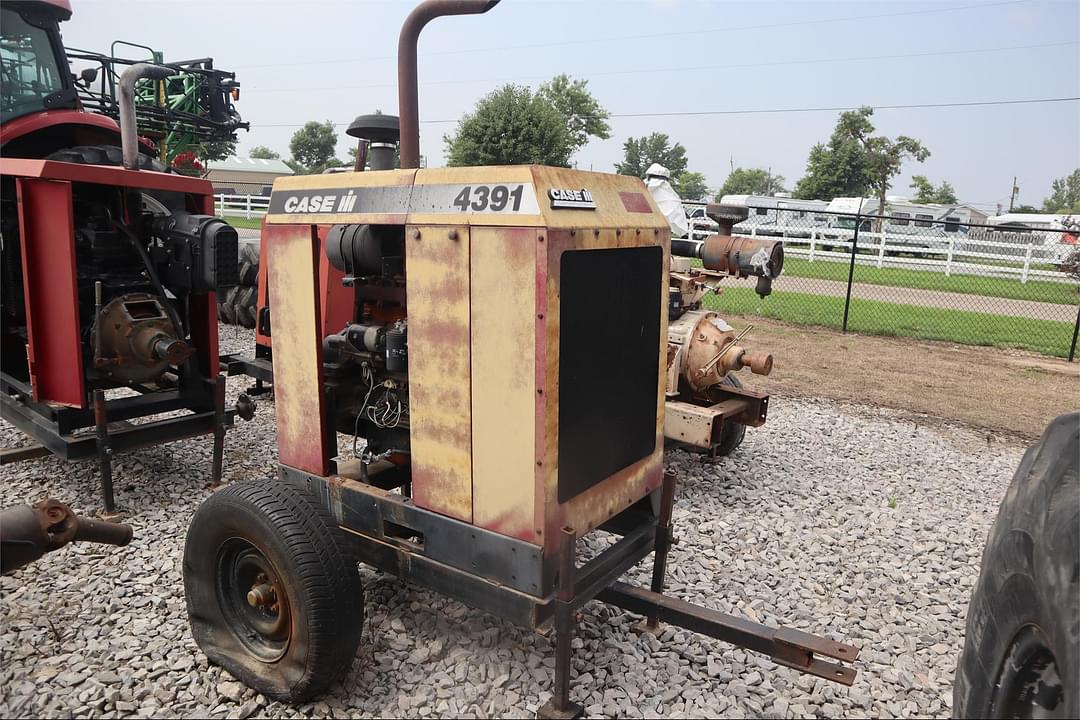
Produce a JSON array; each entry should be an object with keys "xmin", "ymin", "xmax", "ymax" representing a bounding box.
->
[
  {"xmin": 397, "ymin": 0, "xmax": 501, "ymax": 169},
  {"xmin": 118, "ymin": 63, "xmax": 173, "ymax": 170}
]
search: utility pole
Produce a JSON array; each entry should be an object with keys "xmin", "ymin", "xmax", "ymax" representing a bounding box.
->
[{"xmin": 1009, "ymin": 176, "xmax": 1019, "ymax": 212}]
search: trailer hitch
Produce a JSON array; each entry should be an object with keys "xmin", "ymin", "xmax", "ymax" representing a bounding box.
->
[
  {"xmin": 0, "ymin": 499, "xmax": 133, "ymax": 575},
  {"xmin": 597, "ymin": 581, "xmax": 859, "ymax": 685}
]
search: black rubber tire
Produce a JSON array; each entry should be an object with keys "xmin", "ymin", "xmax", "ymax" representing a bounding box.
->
[
  {"xmin": 184, "ymin": 479, "xmax": 364, "ymax": 703},
  {"xmin": 713, "ymin": 374, "xmax": 748, "ymax": 457},
  {"xmin": 219, "ymin": 286, "xmax": 239, "ymax": 325},
  {"xmin": 954, "ymin": 412, "xmax": 1079, "ymax": 719},
  {"xmin": 238, "ymin": 260, "xmax": 259, "ymax": 286},
  {"xmin": 46, "ymin": 144, "xmax": 167, "ymax": 172},
  {"xmin": 46, "ymin": 145, "xmax": 186, "ymax": 212},
  {"xmin": 240, "ymin": 241, "xmax": 261, "ymax": 267},
  {"xmin": 234, "ymin": 286, "xmax": 257, "ymax": 329}
]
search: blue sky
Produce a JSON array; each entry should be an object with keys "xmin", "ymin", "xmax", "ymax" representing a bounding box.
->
[{"xmin": 61, "ymin": 0, "xmax": 1078, "ymax": 211}]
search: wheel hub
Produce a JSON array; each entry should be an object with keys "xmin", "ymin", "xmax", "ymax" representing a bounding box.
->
[{"xmin": 216, "ymin": 540, "xmax": 292, "ymax": 662}]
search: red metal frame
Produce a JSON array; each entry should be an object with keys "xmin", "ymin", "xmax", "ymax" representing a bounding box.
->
[
  {"xmin": 0, "ymin": 109, "xmax": 118, "ymax": 148},
  {"xmin": 15, "ymin": 178, "xmax": 85, "ymax": 407}
]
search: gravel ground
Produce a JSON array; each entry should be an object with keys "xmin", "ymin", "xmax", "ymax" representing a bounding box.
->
[{"xmin": 0, "ymin": 325, "xmax": 1025, "ymax": 719}]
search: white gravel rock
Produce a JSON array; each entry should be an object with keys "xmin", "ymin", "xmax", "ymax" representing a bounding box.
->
[{"xmin": 0, "ymin": 325, "xmax": 1022, "ymax": 718}]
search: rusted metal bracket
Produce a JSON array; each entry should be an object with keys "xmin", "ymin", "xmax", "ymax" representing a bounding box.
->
[{"xmin": 596, "ymin": 581, "xmax": 859, "ymax": 686}]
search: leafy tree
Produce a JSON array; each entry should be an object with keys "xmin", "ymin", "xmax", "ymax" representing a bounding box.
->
[
  {"xmin": 838, "ymin": 107, "xmax": 929, "ymax": 223},
  {"xmin": 195, "ymin": 139, "xmax": 236, "ymax": 164},
  {"xmin": 793, "ymin": 122, "xmax": 872, "ymax": 200},
  {"xmin": 614, "ymin": 133, "xmax": 688, "ymax": 179},
  {"xmin": 249, "ymin": 145, "xmax": 280, "ymax": 160},
  {"xmin": 674, "ymin": 171, "xmax": 709, "ymax": 201},
  {"xmin": 1042, "ymin": 169, "xmax": 1080, "ymax": 213},
  {"xmin": 537, "ymin": 74, "xmax": 610, "ymax": 156},
  {"xmin": 444, "ymin": 85, "xmax": 572, "ymax": 167},
  {"xmin": 715, "ymin": 167, "xmax": 786, "ymax": 199},
  {"xmin": 1013, "ymin": 204, "xmax": 1039, "ymax": 213},
  {"xmin": 288, "ymin": 121, "xmax": 339, "ymax": 174},
  {"xmin": 909, "ymin": 175, "xmax": 958, "ymax": 204}
]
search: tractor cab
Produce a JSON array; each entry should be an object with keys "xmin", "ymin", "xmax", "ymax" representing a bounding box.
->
[{"xmin": 0, "ymin": 1, "xmax": 77, "ymax": 124}]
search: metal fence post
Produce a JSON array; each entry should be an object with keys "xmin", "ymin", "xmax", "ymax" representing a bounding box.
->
[
  {"xmin": 1070, "ymin": 303, "xmax": 1079, "ymax": 362},
  {"xmin": 842, "ymin": 213, "xmax": 860, "ymax": 333}
]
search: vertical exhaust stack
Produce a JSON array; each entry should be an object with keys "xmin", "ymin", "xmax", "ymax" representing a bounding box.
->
[
  {"xmin": 118, "ymin": 63, "xmax": 174, "ymax": 170},
  {"xmin": 397, "ymin": 0, "xmax": 501, "ymax": 169}
]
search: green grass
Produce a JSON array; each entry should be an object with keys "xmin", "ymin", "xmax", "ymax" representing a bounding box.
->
[
  {"xmin": 221, "ymin": 214, "xmax": 263, "ymax": 230},
  {"xmin": 706, "ymin": 287, "xmax": 1076, "ymax": 358},
  {"xmin": 781, "ymin": 256, "xmax": 1079, "ymax": 306}
]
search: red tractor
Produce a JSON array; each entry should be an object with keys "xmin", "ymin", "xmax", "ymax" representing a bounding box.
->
[{"xmin": 0, "ymin": 0, "xmax": 244, "ymax": 513}]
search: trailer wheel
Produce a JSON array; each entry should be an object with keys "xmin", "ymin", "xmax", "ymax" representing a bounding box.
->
[
  {"xmin": 954, "ymin": 412, "xmax": 1078, "ymax": 719},
  {"xmin": 184, "ymin": 479, "xmax": 364, "ymax": 702},
  {"xmin": 713, "ymin": 374, "xmax": 747, "ymax": 457}
]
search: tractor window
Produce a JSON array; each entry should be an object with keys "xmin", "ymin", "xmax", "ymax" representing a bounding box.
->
[{"xmin": 1, "ymin": 8, "xmax": 66, "ymax": 122}]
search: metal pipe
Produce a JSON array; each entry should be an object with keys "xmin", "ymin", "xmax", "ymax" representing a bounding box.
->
[
  {"xmin": 397, "ymin": 0, "xmax": 500, "ymax": 169},
  {"xmin": 118, "ymin": 63, "xmax": 174, "ymax": 170}
]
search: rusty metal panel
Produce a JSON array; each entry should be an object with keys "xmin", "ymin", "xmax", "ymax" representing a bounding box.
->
[
  {"xmin": 538, "ymin": 227, "xmax": 670, "ymax": 555},
  {"xmin": 15, "ymin": 178, "xmax": 84, "ymax": 407},
  {"xmin": 263, "ymin": 223, "xmax": 330, "ymax": 476},
  {"xmin": 406, "ymin": 224, "xmax": 473, "ymax": 523},
  {"xmin": 665, "ymin": 400, "xmax": 725, "ymax": 448},
  {"xmin": 529, "ymin": 166, "xmax": 670, "ymax": 231},
  {"xmin": 470, "ymin": 226, "xmax": 539, "ymax": 542}
]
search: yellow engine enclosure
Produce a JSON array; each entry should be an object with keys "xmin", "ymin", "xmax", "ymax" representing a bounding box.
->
[{"xmin": 264, "ymin": 165, "xmax": 670, "ymax": 559}]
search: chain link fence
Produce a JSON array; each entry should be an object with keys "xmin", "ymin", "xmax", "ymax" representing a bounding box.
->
[{"xmin": 695, "ymin": 210, "xmax": 1080, "ymax": 360}]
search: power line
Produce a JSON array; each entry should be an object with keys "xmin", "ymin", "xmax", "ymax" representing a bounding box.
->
[
  {"xmin": 234, "ymin": 0, "xmax": 1026, "ymax": 70},
  {"xmin": 249, "ymin": 96, "xmax": 1080, "ymax": 129},
  {"xmin": 248, "ymin": 39, "xmax": 1078, "ymax": 94}
]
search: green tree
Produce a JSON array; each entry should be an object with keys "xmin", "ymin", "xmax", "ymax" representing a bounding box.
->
[
  {"xmin": 793, "ymin": 121, "xmax": 873, "ymax": 200},
  {"xmin": 195, "ymin": 138, "xmax": 236, "ymax": 164},
  {"xmin": 909, "ymin": 175, "xmax": 958, "ymax": 204},
  {"xmin": 288, "ymin": 121, "xmax": 339, "ymax": 174},
  {"xmin": 838, "ymin": 107, "xmax": 929, "ymax": 223},
  {"xmin": 537, "ymin": 74, "xmax": 610, "ymax": 157},
  {"xmin": 1042, "ymin": 169, "xmax": 1080, "ymax": 213},
  {"xmin": 444, "ymin": 85, "xmax": 573, "ymax": 167},
  {"xmin": 715, "ymin": 167, "xmax": 786, "ymax": 199},
  {"xmin": 614, "ymin": 133, "xmax": 688, "ymax": 178},
  {"xmin": 249, "ymin": 145, "xmax": 280, "ymax": 160},
  {"xmin": 1013, "ymin": 204, "xmax": 1039, "ymax": 213},
  {"xmin": 674, "ymin": 171, "xmax": 709, "ymax": 201}
]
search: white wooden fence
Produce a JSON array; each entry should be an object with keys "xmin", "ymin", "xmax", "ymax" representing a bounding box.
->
[
  {"xmin": 689, "ymin": 220, "xmax": 1077, "ymax": 286},
  {"xmin": 215, "ymin": 193, "xmax": 270, "ymax": 219}
]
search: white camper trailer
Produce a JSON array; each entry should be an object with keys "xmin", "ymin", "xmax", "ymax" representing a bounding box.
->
[{"xmin": 719, "ymin": 194, "xmax": 832, "ymax": 238}]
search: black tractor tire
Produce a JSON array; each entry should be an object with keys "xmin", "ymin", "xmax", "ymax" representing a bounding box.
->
[
  {"xmin": 184, "ymin": 479, "xmax": 364, "ymax": 703},
  {"xmin": 45, "ymin": 145, "xmax": 186, "ymax": 211},
  {"xmin": 234, "ymin": 286, "xmax": 257, "ymax": 329},
  {"xmin": 240, "ymin": 240, "xmax": 261, "ymax": 267},
  {"xmin": 219, "ymin": 286, "xmax": 239, "ymax": 326},
  {"xmin": 954, "ymin": 412, "xmax": 1079, "ymax": 719},
  {"xmin": 47, "ymin": 144, "xmax": 166, "ymax": 172},
  {"xmin": 238, "ymin": 260, "xmax": 259, "ymax": 286}
]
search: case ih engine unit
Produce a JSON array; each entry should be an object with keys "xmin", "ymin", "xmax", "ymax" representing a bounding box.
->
[
  {"xmin": 185, "ymin": 1, "xmax": 857, "ymax": 715},
  {"xmin": 0, "ymin": 0, "xmax": 241, "ymax": 512}
]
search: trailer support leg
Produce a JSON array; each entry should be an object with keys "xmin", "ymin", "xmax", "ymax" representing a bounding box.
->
[
  {"xmin": 634, "ymin": 473, "xmax": 676, "ymax": 634},
  {"xmin": 92, "ymin": 389, "xmax": 116, "ymax": 514},
  {"xmin": 538, "ymin": 527, "xmax": 584, "ymax": 720},
  {"xmin": 210, "ymin": 376, "xmax": 226, "ymax": 486}
]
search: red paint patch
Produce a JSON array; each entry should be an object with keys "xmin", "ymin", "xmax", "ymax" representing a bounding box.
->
[{"xmin": 619, "ymin": 191, "xmax": 652, "ymax": 213}]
